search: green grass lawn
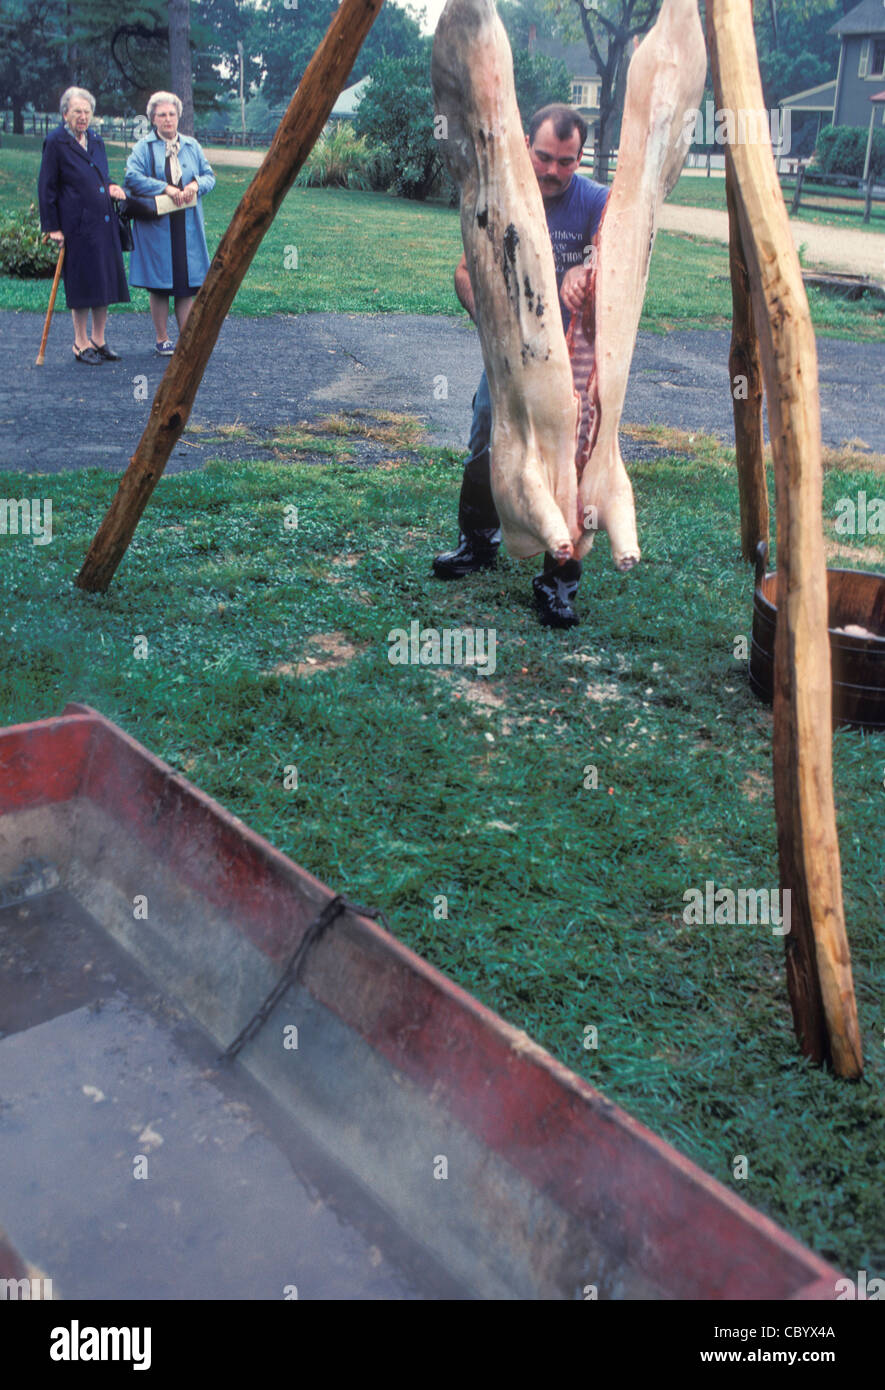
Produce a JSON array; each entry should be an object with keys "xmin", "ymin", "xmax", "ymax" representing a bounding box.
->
[
  {"xmin": 2, "ymin": 147, "xmax": 883, "ymax": 339},
  {"xmin": 1, "ymin": 418, "xmax": 883, "ymax": 1273}
]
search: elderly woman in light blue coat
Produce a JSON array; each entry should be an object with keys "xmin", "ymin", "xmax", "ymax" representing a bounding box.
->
[{"xmin": 124, "ymin": 91, "xmax": 215, "ymax": 354}]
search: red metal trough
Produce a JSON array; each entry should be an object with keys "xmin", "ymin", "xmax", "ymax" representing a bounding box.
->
[{"xmin": 0, "ymin": 707, "xmax": 841, "ymax": 1300}]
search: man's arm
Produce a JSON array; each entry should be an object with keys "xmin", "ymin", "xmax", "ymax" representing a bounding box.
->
[
  {"xmin": 560, "ymin": 182, "xmax": 609, "ymax": 316},
  {"xmin": 454, "ymin": 252, "xmax": 476, "ymax": 321}
]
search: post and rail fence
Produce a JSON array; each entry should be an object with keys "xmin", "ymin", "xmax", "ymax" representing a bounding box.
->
[{"xmin": 3, "ymin": 110, "xmax": 883, "ymax": 218}]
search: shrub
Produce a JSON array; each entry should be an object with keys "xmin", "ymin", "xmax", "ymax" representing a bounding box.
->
[
  {"xmin": 354, "ymin": 49, "xmax": 442, "ymax": 201},
  {"xmin": 814, "ymin": 124, "xmax": 885, "ymax": 180},
  {"xmin": 295, "ymin": 122, "xmax": 388, "ymax": 190},
  {"xmin": 0, "ymin": 204, "xmax": 58, "ymax": 278}
]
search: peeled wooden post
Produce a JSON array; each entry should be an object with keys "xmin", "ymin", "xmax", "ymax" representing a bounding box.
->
[
  {"xmin": 76, "ymin": 0, "xmax": 385, "ymax": 593},
  {"xmin": 708, "ymin": 0, "xmax": 862, "ymax": 1077},
  {"xmin": 706, "ymin": 0, "xmax": 767, "ymax": 563},
  {"xmin": 722, "ymin": 156, "xmax": 768, "ymax": 562}
]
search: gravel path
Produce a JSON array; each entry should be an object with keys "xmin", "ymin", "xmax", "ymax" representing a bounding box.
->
[
  {"xmin": 201, "ymin": 148, "xmax": 885, "ymax": 279},
  {"xmin": 658, "ymin": 204, "xmax": 885, "ymax": 280},
  {"xmin": 1, "ymin": 310, "xmax": 882, "ymax": 474}
]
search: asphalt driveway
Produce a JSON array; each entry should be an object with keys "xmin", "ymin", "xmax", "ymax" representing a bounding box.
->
[{"xmin": 1, "ymin": 310, "xmax": 882, "ymax": 473}]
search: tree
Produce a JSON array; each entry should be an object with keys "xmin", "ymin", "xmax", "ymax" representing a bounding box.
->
[
  {"xmin": 353, "ymin": 46, "xmax": 441, "ymax": 199},
  {"xmin": 0, "ymin": 0, "xmax": 68, "ymax": 132},
  {"xmin": 510, "ymin": 48, "xmax": 572, "ymax": 121},
  {"xmin": 168, "ymin": 0, "xmax": 194, "ymax": 133},
  {"xmin": 563, "ymin": 0, "xmax": 661, "ymax": 182},
  {"xmin": 249, "ymin": 0, "xmax": 424, "ymax": 107},
  {"xmin": 753, "ymin": 0, "xmax": 842, "ymax": 109}
]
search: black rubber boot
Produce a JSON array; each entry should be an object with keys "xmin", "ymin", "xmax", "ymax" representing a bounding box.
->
[
  {"xmin": 433, "ymin": 448, "xmax": 502, "ymax": 579},
  {"xmin": 532, "ymin": 553, "xmax": 583, "ymax": 628}
]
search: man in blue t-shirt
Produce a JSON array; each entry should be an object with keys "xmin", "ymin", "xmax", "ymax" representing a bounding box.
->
[{"xmin": 433, "ymin": 104, "xmax": 609, "ymax": 628}]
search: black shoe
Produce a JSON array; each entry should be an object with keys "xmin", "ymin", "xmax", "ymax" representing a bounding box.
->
[
  {"xmin": 90, "ymin": 339, "xmax": 120, "ymax": 361},
  {"xmin": 433, "ymin": 529, "xmax": 501, "ymax": 579},
  {"xmin": 73, "ymin": 345, "xmax": 103, "ymax": 365},
  {"xmin": 532, "ymin": 556, "xmax": 582, "ymax": 628}
]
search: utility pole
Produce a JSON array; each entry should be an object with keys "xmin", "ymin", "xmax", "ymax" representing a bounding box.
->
[{"xmin": 237, "ymin": 39, "xmax": 246, "ymax": 143}]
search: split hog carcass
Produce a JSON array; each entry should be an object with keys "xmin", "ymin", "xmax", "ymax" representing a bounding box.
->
[
  {"xmin": 432, "ymin": 0, "xmax": 707, "ymax": 572},
  {"xmin": 432, "ymin": 0, "xmax": 579, "ymax": 562}
]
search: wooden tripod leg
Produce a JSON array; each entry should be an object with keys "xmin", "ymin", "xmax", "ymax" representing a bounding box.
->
[
  {"xmin": 723, "ymin": 158, "xmax": 768, "ymax": 563},
  {"xmin": 708, "ymin": 0, "xmax": 862, "ymax": 1078},
  {"xmin": 75, "ymin": 0, "xmax": 385, "ymax": 594}
]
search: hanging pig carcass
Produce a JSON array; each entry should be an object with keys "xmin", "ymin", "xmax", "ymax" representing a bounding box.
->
[
  {"xmin": 572, "ymin": 0, "xmax": 707, "ymax": 566},
  {"xmin": 432, "ymin": 0, "xmax": 707, "ymax": 572},
  {"xmin": 431, "ymin": 0, "xmax": 579, "ymax": 562}
]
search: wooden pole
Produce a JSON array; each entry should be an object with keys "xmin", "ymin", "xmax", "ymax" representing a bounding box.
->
[
  {"xmin": 35, "ymin": 241, "xmax": 65, "ymax": 366},
  {"xmin": 708, "ymin": 0, "xmax": 862, "ymax": 1078},
  {"xmin": 76, "ymin": 0, "xmax": 385, "ymax": 594},
  {"xmin": 722, "ymin": 154, "xmax": 768, "ymax": 562}
]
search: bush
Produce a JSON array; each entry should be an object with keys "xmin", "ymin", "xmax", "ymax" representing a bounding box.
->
[
  {"xmin": 0, "ymin": 204, "xmax": 58, "ymax": 277},
  {"xmin": 814, "ymin": 124, "xmax": 885, "ymax": 180},
  {"xmin": 510, "ymin": 50, "xmax": 572, "ymax": 125},
  {"xmin": 354, "ymin": 48, "xmax": 442, "ymax": 201},
  {"xmin": 294, "ymin": 123, "xmax": 388, "ymax": 190}
]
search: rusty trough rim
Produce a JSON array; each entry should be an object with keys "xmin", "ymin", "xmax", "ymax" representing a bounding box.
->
[{"xmin": 0, "ymin": 704, "xmax": 844, "ymax": 1300}]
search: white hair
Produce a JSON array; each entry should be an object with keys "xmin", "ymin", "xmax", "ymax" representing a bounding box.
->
[
  {"xmin": 146, "ymin": 91, "xmax": 183, "ymax": 123},
  {"xmin": 60, "ymin": 87, "xmax": 95, "ymax": 118}
]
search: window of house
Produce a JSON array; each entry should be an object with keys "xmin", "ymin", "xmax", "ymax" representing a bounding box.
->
[
  {"xmin": 860, "ymin": 37, "xmax": 885, "ymax": 77},
  {"xmin": 571, "ymin": 80, "xmax": 599, "ymax": 107}
]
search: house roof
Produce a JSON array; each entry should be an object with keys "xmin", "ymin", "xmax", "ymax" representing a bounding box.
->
[
  {"xmin": 829, "ymin": 0, "xmax": 885, "ymax": 37},
  {"xmin": 331, "ymin": 76, "xmax": 370, "ymax": 118},
  {"xmin": 778, "ymin": 79, "xmax": 837, "ymax": 110},
  {"xmin": 530, "ymin": 36, "xmax": 600, "ymax": 79}
]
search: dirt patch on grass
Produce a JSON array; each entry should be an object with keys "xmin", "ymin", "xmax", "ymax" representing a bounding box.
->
[
  {"xmin": 741, "ymin": 767, "xmax": 771, "ymax": 803},
  {"xmin": 271, "ymin": 630, "xmax": 367, "ymax": 678},
  {"xmin": 185, "ymin": 421, "xmax": 257, "ymax": 444},
  {"xmin": 326, "ymin": 553, "xmax": 363, "ymax": 584},
  {"xmin": 822, "ymin": 441, "xmax": 885, "ymax": 474},
  {"xmin": 313, "ymin": 410, "xmax": 427, "ymax": 449},
  {"xmin": 621, "ymin": 422, "xmax": 731, "ymax": 463},
  {"xmin": 584, "ymin": 679, "xmax": 622, "ymax": 704},
  {"xmin": 824, "ymin": 537, "xmax": 879, "ymax": 563},
  {"xmin": 438, "ymin": 668, "xmax": 517, "ymax": 733}
]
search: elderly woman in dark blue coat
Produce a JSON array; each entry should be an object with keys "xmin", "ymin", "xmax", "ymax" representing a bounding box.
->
[{"xmin": 37, "ymin": 87, "xmax": 130, "ymax": 364}]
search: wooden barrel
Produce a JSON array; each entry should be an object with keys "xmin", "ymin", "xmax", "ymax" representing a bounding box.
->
[{"xmin": 749, "ymin": 543, "xmax": 885, "ymax": 731}]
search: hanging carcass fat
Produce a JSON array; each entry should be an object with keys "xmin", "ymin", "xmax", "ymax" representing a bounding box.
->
[
  {"xmin": 571, "ymin": 0, "xmax": 707, "ymax": 566},
  {"xmin": 432, "ymin": 0, "xmax": 707, "ymax": 571},
  {"xmin": 431, "ymin": 0, "xmax": 578, "ymax": 561}
]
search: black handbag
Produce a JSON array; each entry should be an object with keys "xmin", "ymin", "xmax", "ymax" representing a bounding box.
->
[{"xmin": 115, "ymin": 201, "xmax": 134, "ymax": 252}]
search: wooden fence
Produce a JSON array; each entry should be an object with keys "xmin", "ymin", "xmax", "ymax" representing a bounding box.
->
[{"xmin": 782, "ymin": 167, "xmax": 884, "ymax": 224}]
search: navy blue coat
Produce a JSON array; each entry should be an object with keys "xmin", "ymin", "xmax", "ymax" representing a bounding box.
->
[{"xmin": 37, "ymin": 124, "xmax": 130, "ymax": 310}]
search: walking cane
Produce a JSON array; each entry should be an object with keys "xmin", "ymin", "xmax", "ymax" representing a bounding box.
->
[{"xmin": 35, "ymin": 237, "xmax": 65, "ymax": 366}]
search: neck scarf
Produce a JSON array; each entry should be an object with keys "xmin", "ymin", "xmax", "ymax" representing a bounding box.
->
[{"xmin": 164, "ymin": 136, "xmax": 183, "ymax": 187}]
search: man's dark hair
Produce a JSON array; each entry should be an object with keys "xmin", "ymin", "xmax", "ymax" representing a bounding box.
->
[{"xmin": 528, "ymin": 104, "xmax": 588, "ymax": 148}]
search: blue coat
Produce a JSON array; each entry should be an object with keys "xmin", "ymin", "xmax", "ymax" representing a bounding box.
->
[
  {"xmin": 124, "ymin": 131, "xmax": 216, "ymax": 291},
  {"xmin": 37, "ymin": 124, "xmax": 130, "ymax": 309}
]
